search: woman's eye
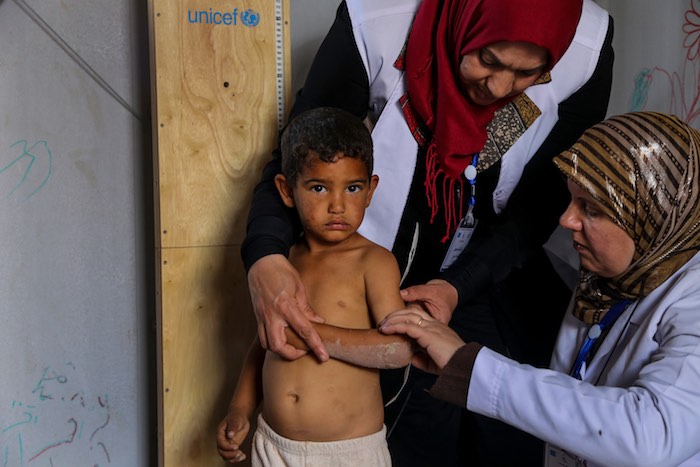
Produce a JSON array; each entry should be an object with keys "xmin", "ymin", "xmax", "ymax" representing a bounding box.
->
[
  {"xmin": 479, "ymin": 50, "xmax": 496, "ymax": 67},
  {"xmin": 517, "ymin": 69, "xmax": 538, "ymax": 78},
  {"xmin": 583, "ymin": 202, "xmax": 601, "ymax": 217}
]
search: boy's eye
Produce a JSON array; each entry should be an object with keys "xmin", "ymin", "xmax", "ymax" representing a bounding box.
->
[
  {"xmin": 311, "ymin": 185, "xmax": 326, "ymax": 193},
  {"xmin": 347, "ymin": 185, "xmax": 361, "ymax": 193}
]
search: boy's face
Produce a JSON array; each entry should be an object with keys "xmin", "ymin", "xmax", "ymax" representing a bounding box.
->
[{"xmin": 275, "ymin": 155, "xmax": 378, "ymax": 246}]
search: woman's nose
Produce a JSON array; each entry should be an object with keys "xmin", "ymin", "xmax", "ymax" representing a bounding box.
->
[
  {"xmin": 559, "ymin": 203, "xmax": 582, "ymax": 231},
  {"xmin": 487, "ymin": 71, "xmax": 514, "ymax": 99}
]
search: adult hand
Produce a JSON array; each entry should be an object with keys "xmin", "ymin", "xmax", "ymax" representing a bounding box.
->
[
  {"xmin": 247, "ymin": 254, "xmax": 328, "ymax": 361},
  {"xmin": 379, "ymin": 308, "xmax": 465, "ymax": 373},
  {"xmin": 400, "ymin": 279, "xmax": 459, "ymax": 325}
]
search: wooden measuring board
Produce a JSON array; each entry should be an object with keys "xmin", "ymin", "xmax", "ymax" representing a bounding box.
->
[{"xmin": 148, "ymin": 0, "xmax": 290, "ymax": 465}]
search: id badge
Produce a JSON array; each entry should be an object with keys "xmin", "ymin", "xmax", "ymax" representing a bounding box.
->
[
  {"xmin": 544, "ymin": 443, "xmax": 586, "ymax": 467},
  {"xmin": 440, "ymin": 216, "xmax": 477, "ymax": 271}
]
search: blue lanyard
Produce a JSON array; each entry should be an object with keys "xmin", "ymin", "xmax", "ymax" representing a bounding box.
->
[
  {"xmin": 466, "ymin": 154, "xmax": 478, "ymax": 207},
  {"xmin": 570, "ymin": 300, "xmax": 631, "ymax": 380},
  {"xmin": 463, "ymin": 155, "xmax": 478, "ymax": 226}
]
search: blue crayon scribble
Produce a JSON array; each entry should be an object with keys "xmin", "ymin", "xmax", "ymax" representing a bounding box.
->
[
  {"xmin": 0, "ymin": 140, "xmax": 53, "ymax": 202},
  {"xmin": 628, "ymin": 1, "xmax": 700, "ymax": 127},
  {"xmin": 629, "ymin": 69, "xmax": 653, "ymax": 111},
  {"xmin": 1, "ymin": 363, "xmax": 112, "ymax": 465}
]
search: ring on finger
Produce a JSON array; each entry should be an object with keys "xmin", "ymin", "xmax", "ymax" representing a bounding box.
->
[{"xmin": 417, "ymin": 318, "xmax": 424, "ymax": 327}]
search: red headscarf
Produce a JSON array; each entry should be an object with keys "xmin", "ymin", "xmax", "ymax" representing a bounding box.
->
[{"xmin": 403, "ymin": 0, "xmax": 583, "ymax": 238}]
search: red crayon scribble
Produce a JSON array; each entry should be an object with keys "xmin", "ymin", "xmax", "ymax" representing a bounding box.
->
[
  {"xmin": 630, "ymin": 0, "xmax": 700, "ymax": 126},
  {"xmin": 28, "ymin": 418, "xmax": 78, "ymax": 462}
]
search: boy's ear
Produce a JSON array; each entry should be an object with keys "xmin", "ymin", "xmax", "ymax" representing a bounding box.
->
[
  {"xmin": 365, "ymin": 174, "xmax": 379, "ymax": 207},
  {"xmin": 274, "ymin": 174, "xmax": 296, "ymax": 208}
]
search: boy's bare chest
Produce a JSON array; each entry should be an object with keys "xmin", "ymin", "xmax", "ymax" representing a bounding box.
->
[{"xmin": 294, "ymin": 253, "xmax": 372, "ymax": 328}]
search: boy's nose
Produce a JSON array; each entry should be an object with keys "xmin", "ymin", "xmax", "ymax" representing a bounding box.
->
[{"xmin": 329, "ymin": 194, "xmax": 345, "ymax": 213}]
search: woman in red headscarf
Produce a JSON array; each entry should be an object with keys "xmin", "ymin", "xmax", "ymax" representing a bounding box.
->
[{"xmin": 241, "ymin": 0, "xmax": 614, "ymax": 465}]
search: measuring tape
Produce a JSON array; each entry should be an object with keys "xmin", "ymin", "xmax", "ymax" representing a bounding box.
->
[{"xmin": 274, "ymin": 0, "xmax": 285, "ymax": 131}]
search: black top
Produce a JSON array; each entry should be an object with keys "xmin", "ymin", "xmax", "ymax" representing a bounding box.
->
[{"xmin": 241, "ymin": 1, "xmax": 615, "ymax": 305}]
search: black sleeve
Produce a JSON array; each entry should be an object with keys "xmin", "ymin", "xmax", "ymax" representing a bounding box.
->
[
  {"xmin": 240, "ymin": 1, "xmax": 370, "ymax": 270},
  {"xmin": 440, "ymin": 18, "xmax": 615, "ymax": 305}
]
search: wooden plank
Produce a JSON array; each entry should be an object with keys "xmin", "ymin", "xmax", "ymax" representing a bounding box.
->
[
  {"xmin": 148, "ymin": 0, "xmax": 290, "ymax": 465},
  {"xmin": 151, "ymin": 0, "xmax": 289, "ymax": 248},
  {"xmin": 160, "ymin": 246, "xmax": 255, "ymax": 466}
]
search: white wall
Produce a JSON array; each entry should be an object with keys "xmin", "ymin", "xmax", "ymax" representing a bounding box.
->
[
  {"xmin": 290, "ymin": 1, "xmax": 341, "ymax": 94},
  {"xmin": 604, "ymin": 0, "xmax": 700, "ymax": 128},
  {"xmin": 0, "ymin": 0, "xmax": 151, "ymax": 465}
]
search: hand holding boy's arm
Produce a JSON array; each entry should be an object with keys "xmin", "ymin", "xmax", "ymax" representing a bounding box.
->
[
  {"xmin": 248, "ymin": 254, "xmax": 328, "ymax": 362},
  {"xmin": 399, "ymin": 279, "xmax": 459, "ymax": 325}
]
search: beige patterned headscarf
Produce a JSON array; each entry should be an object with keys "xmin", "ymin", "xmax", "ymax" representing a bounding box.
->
[{"xmin": 554, "ymin": 112, "xmax": 700, "ymax": 324}]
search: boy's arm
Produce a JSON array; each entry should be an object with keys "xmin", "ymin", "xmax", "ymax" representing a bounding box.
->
[
  {"xmin": 286, "ymin": 323, "xmax": 413, "ymax": 369},
  {"xmin": 217, "ymin": 337, "xmax": 264, "ymax": 463},
  {"xmin": 286, "ymin": 247, "xmax": 414, "ymax": 369},
  {"xmin": 227, "ymin": 337, "xmax": 264, "ymax": 415}
]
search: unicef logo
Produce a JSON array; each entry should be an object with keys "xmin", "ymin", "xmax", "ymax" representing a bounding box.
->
[
  {"xmin": 241, "ymin": 9, "xmax": 260, "ymax": 27},
  {"xmin": 186, "ymin": 7, "xmax": 261, "ymax": 28}
]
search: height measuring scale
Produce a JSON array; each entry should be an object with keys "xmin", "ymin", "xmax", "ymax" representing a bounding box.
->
[
  {"xmin": 275, "ymin": 0, "xmax": 286, "ymax": 131},
  {"xmin": 149, "ymin": 0, "xmax": 290, "ymax": 465}
]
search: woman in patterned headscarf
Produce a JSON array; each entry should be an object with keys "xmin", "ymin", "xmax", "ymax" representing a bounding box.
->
[
  {"xmin": 380, "ymin": 112, "xmax": 700, "ymax": 466},
  {"xmin": 555, "ymin": 112, "xmax": 700, "ymax": 325}
]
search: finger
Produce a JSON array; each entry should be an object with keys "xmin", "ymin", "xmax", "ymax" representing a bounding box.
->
[
  {"xmin": 400, "ymin": 285, "xmax": 425, "ymax": 302},
  {"xmin": 298, "ymin": 297, "xmax": 325, "ymax": 324},
  {"xmin": 286, "ymin": 297, "xmax": 328, "ymax": 362},
  {"xmin": 218, "ymin": 447, "xmax": 245, "ymax": 462},
  {"xmin": 381, "ymin": 308, "xmax": 429, "ymax": 325},
  {"xmin": 301, "ymin": 329, "xmax": 329, "ymax": 362},
  {"xmin": 257, "ymin": 322, "xmax": 269, "ymax": 350},
  {"xmin": 378, "ymin": 318, "xmax": 423, "ymax": 337},
  {"xmin": 225, "ymin": 429, "xmax": 240, "ymax": 448},
  {"xmin": 266, "ymin": 317, "xmax": 307, "ymax": 360},
  {"xmin": 216, "ymin": 431, "xmax": 230, "ymax": 446},
  {"xmin": 217, "ymin": 423, "xmax": 237, "ymax": 446},
  {"xmin": 286, "ymin": 306, "xmax": 329, "ymax": 362}
]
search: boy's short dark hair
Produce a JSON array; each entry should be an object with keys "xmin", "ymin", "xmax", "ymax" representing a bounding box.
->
[{"xmin": 280, "ymin": 107, "xmax": 373, "ymax": 185}]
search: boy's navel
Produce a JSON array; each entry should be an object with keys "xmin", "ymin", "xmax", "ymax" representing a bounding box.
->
[{"xmin": 287, "ymin": 392, "xmax": 300, "ymax": 402}]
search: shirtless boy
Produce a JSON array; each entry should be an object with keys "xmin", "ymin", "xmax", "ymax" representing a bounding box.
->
[{"xmin": 216, "ymin": 107, "xmax": 413, "ymax": 466}]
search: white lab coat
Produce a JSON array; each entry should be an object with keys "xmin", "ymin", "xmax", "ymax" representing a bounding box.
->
[
  {"xmin": 346, "ymin": 0, "xmax": 610, "ymax": 250},
  {"xmin": 467, "ymin": 251, "xmax": 700, "ymax": 467}
]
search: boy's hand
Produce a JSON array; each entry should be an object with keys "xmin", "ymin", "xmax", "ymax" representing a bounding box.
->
[
  {"xmin": 216, "ymin": 409, "xmax": 251, "ymax": 463},
  {"xmin": 248, "ymin": 254, "xmax": 328, "ymax": 361}
]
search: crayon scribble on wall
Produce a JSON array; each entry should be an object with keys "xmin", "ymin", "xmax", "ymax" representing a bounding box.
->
[
  {"xmin": 630, "ymin": 0, "xmax": 700, "ymax": 126},
  {"xmin": 1, "ymin": 363, "xmax": 112, "ymax": 466}
]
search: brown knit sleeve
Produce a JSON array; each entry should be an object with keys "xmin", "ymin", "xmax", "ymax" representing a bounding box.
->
[{"xmin": 428, "ymin": 342, "xmax": 483, "ymax": 407}]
